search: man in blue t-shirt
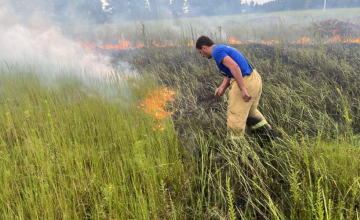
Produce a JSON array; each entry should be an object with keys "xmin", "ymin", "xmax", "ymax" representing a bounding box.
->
[{"xmin": 196, "ymin": 35, "xmax": 274, "ymax": 140}]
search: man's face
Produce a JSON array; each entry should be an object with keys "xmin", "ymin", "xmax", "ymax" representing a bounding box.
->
[{"xmin": 197, "ymin": 46, "xmax": 212, "ymax": 59}]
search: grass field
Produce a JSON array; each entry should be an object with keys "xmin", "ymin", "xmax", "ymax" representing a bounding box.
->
[
  {"xmin": 1, "ymin": 7, "xmax": 360, "ymax": 219},
  {"xmin": 67, "ymin": 8, "xmax": 360, "ymax": 45}
]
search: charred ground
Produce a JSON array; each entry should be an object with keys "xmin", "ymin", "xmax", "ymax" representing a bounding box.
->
[
  {"xmin": 116, "ymin": 42, "xmax": 360, "ymax": 219},
  {"xmin": 121, "ymin": 43, "xmax": 360, "ymax": 145}
]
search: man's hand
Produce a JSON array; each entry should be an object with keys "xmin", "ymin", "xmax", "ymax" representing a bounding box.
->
[
  {"xmin": 215, "ymin": 87, "xmax": 226, "ymax": 97},
  {"xmin": 241, "ymin": 88, "xmax": 252, "ymax": 102}
]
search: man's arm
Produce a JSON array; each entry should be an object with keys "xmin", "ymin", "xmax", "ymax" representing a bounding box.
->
[
  {"xmin": 215, "ymin": 76, "xmax": 231, "ymax": 97},
  {"xmin": 221, "ymin": 56, "xmax": 251, "ymax": 102}
]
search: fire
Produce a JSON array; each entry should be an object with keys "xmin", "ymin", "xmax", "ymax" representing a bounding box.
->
[
  {"xmin": 152, "ymin": 40, "xmax": 166, "ymax": 47},
  {"xmin": 104, "ymin": 37, "xmax": 132, "ymax": 50},
  {"xmin": 228, "ymin": 33, "xmax": 360, "ymax": 46},
  {"xmin": 77, "ymin": 31, "xmax": 360, "ymax": 54},
  {"xmin": 229, "ymin": 36, "xmax": 242, "ymax": 44},
  {"xmin": 76, "ymin": 36, "xmax": 146, "ymax": 52},
  {"xmin": 76, "ymin": 36, "xmax": 98, "ymax": 52},
  {"xmin": 297, "ymin": 37, "xmax": 310, "ymax": 44},
  {"xmin": 323, "ymin": 33, "xmax": 360, "ymax": 44},
  {"xmin": 260, "ymin": 40, "xmax": 279, "ymax": 45},
  {"xmin": 77, "ymin": 36, "xmax": 194, "ymax": 53},
  {"xmin": 139, "ymin": 87, "xmax": 175, "ymax": 120}
]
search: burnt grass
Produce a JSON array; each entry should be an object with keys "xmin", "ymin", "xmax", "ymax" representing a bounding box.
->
[
  {"xmin": 114, "ymin": 43, "xmax": 360, "ymax": 218},
  {"xmin": 120, "ymin": 43, "xmax": 360, "ymax": 145}
]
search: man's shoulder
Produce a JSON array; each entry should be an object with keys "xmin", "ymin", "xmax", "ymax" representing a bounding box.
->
[
  {"xmin": 212, "ymin": 45, "xmax": 228, "ymax": 55},
  {"xmin": 213, "ymin": 45, "xmax": 228, "ymax": 51},
  {"xmin": 213, "ymin": 45, "xmax": 238, "ymax": 54}
]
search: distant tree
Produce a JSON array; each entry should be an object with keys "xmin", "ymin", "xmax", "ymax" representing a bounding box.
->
[
  {"xmin": 109, "ymin": 0, "xmax": 127, "ymax": 15},
  {"xmin": 187, "ymin": 0, "xmax": 232, "ymax": 16},
  {"xmin": 125, "ymin": 0, "xmax": 153, "ymax": 20},
  {"xmin": 8, "ymin": 0, "xmax": 360, "ymax": 24},
  {"xmin": 227, "ymin": 0, "xmax": 243, "ymax": 15},
  {"xmin": 253, "ymin": 2, "xmax": 260, "ymax": 12},
  {"xmin": 242, "ymin": 0, "xmax": 255, "ymax": 13},
  {"xmin": 10, "ymin": 0, "xmax": 110, "ymax": 24},
  {"xmin": 259, "ymin": 0, "xmax": 360, "ymax": 12},
  {"xmin": 212, "ymin": 0, "xmax": 243, "ymax": 15},
  {"xmin": 73, "ymin": 0, "xmax": 109, "ymax": 23},
  {"xmin": 170, "ymin": 0, "xmax": 185, "ymax": 18},
  {"xmin": 186, "ymin": 0, "xmax": 205, "ymax": 16},
  {"xmin": 154, "ymin": 0, "xmax": 170, "ymax": 19},
  {"xmin": 148, "ymin": 0, "xmax": 160, "ymax": 19}
]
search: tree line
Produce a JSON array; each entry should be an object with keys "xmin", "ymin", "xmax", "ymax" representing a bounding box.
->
[{"xmin": 9, "ymin": 0, "xmax": 360, "ymax": 24}]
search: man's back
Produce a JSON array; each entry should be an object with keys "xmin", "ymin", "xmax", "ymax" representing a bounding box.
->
[{"xmin": 212, "ymin": 45, "xmax": 252, "ymax": 78}]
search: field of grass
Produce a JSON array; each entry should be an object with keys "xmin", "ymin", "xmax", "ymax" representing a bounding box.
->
[
  {"xmin": 67, "ymin": 8, "xmax": 360, "ymax": 45},
  {"xmin": 1, "ymin": 8, "xmax": 360, "ymax": 219}
]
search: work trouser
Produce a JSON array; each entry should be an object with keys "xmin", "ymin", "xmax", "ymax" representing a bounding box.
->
[{"xmin": 227, "ymin": 69, "xmax": 270, "ymax": 139}]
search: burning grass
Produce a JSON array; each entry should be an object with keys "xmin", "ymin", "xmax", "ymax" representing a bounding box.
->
[
  {"xmin": 1, "ymin": 41, "xmax": 360, "ymax": 220},
  {"xmin": 125, "ymin": 41, "xmax": 360, "ymax": 219},
  {"xmin": 308, "ymin": 18, "xmax": 360, "ymax": 37},
  {"xmin": 1, "ymin": 10, "xmax": 360, "ymax": 219},
  {"xmin": 0, "ymin": 62, "xmax": 188, "ymax": 219},
  {"xmin": 76, "ymin": 32, "xmax": 360, "ymax": 55},
  {"xmin": 138, "ymin": 87, "xmax": 175, "ymax": 120}
]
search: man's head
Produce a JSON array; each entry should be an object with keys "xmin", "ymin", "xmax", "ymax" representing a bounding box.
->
[{"xmin": 196, "ymin": 35, "xmax": 215, "ymax": 59}]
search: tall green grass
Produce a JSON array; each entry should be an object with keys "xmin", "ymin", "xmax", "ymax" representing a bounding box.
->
[
  {"xmin": 0, "ymin": 61, "xmax": 191, "ymax": 219},
  {"xmin": 2, "ymin": 10, "xmax": 360, "ymax": 218},
  {"xmin": 127, "ymin": 42, "xmax": 360, "ymax": 218}
]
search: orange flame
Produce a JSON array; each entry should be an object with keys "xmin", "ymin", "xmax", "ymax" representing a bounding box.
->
[
  {"xmin": 76, "ymin": 36, "xmax": 194, "ymax": 53},
  {"xmin": 229, "ymin": 36, "xmax": 242, "ymax": 44},
  {"xmin": 139, "ymin": 87, "xmax": 175, "ymax": 120},
  {"xmin": 297, "ymin": 37, "xmax": 310, "ymax": 44},
  {"xmin": 77, "ymin": 32, "xmax": 360, "ymax": 54},
  {"xmin": 260, "ymin": 40, "xmax": 279, "ymax": 45},
  {"xmin": 76, "ymin": 36, "xmax": 98, "ymax": 52},
  {"xmin": 104, "ymin": 37, "xmax": 133, "ymax": 50}
]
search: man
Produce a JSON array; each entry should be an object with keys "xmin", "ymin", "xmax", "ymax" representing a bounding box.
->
[{"xmin": 196, "ymin": 35, "xmax": 273, "ymax": 140}]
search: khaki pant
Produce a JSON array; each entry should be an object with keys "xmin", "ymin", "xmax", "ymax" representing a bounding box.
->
[{"xmin": 227, "ymin": 69, "xmax": 268, "ymax": 138}]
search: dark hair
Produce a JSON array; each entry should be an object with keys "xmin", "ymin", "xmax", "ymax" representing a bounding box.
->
[{"xmin": 196, "ymin": 35, "xmax": 215, "ymax": 49}]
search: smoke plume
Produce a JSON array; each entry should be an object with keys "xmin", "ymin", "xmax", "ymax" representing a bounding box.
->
[{"xmin": 0, "ymin": 0, "xmax": 134, "ymax": 85}]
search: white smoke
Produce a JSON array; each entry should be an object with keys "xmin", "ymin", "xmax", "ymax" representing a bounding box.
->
[
  {"xmin": 0, "ymin": 1, "xmax": 137, "ymax": 85},
  {"xmin": 0, "ymin": 24, "xmax": 111, "ymax": 73}
]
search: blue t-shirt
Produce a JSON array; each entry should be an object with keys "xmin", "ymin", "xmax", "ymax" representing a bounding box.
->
[{"xmin": 212, "ymin": 45, "xmax": 252, "ymax": 78}]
